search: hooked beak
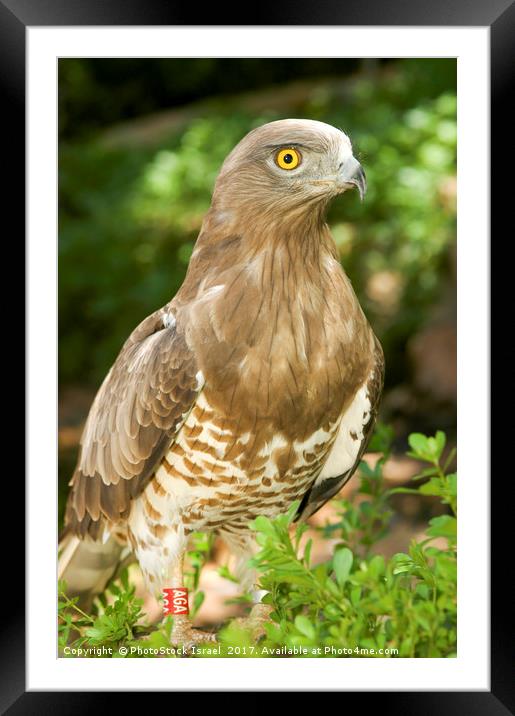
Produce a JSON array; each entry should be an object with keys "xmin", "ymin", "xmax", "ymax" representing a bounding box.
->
[{"xmin": 338, "ymin": 156, "xmax": 367, "ymax": 200}]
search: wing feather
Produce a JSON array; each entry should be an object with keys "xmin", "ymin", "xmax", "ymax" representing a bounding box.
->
[
  {"xmin": 296, "ymin": 335, "xmax": 384, "ymax": 522},
  {"xmin": 64, "ymin": 306, "xmax": 202, "ymax": 539}
]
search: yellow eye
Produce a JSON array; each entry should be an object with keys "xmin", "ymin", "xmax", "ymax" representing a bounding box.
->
[{"xmin": 275, "ymin": 147, "xmax": 301, "ymax": 170}]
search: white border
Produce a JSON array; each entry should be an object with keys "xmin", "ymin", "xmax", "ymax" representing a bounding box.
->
[{"xmin": 27, "ymin": 27, "xmax": 489, "ymax": 691}]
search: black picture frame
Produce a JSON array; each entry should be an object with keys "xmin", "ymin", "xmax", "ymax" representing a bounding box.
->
[{"xmin": 7, "ymin": 0, "xmax": 508, "ymax": 711}]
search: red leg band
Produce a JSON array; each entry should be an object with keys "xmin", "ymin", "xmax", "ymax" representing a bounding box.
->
[{"xmin": 162, "ymin": 587, "xmax": 189, "ymax": 616}]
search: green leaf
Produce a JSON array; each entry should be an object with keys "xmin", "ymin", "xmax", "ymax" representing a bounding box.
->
[
  {"xmin": 419, "ymin": 478, "xmax": 445, "ymax": 497},
  {"xmin": 251, "ymin": 515, "xmax": 276, "ymax": 537},
  {"xmin": 193, "ymin": 591, "xmax": 205, "ymax": 614},
  {"xmin": 303, "ymin": 539, "xmax": 313, "ymax": 568},
  {"xmin": 446, "ymin": 473, "xmax": 457, "ymax": 497},
  {"xmin": 426, "ymin": 515, "xmax": 457, "ymax": 540},
  {"xmin": 350, "ymin": 586, "xmax": 362, "ymax": 606},
  {"xmin": 435, "ymin": 430, "xmax": 446, "ymax": 458},
  {"xmin": 408, "ymin": 433, "xmax": 430, "ymax": 457},
  {"xmin": 120, "ymin": 568, "xmax": 129, "ymax": 591},
  {"xmin": 218, "ymin": 564, "xmax": 240, "ymax": 584},
  {"xmin": 285, "ymin": 500, "xmax": 301, "ymax": 524},
  {"xmin": 333, "ymin": 548, "xmax": 353, "ymax": 587},
  {"xmin": 294, "ymin": 615, "xmax": 316, "ymax": 640}
]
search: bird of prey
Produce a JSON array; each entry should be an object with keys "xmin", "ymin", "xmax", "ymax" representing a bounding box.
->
[{"xmin": 59, "ymin": 118, "xmax": 384, "ymax": 647}]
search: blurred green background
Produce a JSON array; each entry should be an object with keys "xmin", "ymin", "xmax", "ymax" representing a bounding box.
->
[{"xmin": 58, "ymin": 58, "xmax": 457, "ymax": 453}]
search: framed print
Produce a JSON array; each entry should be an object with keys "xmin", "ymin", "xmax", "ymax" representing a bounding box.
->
[{"xmin": 4, "ymin": 0, "xmax": 509, "ymax": 710}]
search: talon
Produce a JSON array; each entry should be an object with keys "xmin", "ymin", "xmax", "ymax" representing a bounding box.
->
[
  {"xmin": 234, "ymin": 603, "xmax": 274, "ymax": 640},
  {"xmin": 170, "ymin": 615, "xmax": 217, "ymax": 653}
]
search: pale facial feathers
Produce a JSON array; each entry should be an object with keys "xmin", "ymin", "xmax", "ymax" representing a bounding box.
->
[{"xmin": 211, "ymin": 118, "xmax": 365, "ymax": 218}]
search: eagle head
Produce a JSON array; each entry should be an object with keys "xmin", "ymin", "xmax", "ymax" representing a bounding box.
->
[{"xmin": 212, "ymin": 118, "xmax": 366, "ymax": 219}]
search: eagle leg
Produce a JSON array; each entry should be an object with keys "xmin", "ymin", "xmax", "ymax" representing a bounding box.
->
[
  {"xmin": 167, "ymin": 553, "xmax": 217, "ymax": 651},
  {"xmin": 218, "ymin": 531, "xmax": 275, "ymax": 640},
  {"xmin": 233, "ymin": 602, "xmax": 274, "ymax": 641}
]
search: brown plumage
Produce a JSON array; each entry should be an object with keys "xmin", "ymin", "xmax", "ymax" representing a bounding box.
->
[{"xmin": 59, "ymin": 119, "xmax": 383, "ymax": 641}]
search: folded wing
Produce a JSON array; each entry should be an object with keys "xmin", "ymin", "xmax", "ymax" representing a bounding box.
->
[{"xmin": 63, "ymin": 307, "xmax": 203, "ymax": 539}]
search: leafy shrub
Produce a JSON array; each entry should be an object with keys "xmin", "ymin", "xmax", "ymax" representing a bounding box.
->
[
  {"xmin": 58, "ymin": 569, "xmax": 147, "ymax": 656},
  {"xmin": 58, "ymin": 430, "xmax": 457, "ymax": 658}
]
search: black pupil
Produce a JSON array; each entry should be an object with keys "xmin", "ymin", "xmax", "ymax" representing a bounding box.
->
[{"xmin": 283, "ymin": 153, "xmax": 293, "ymax": 164}]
